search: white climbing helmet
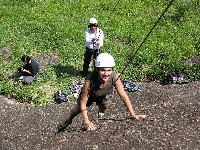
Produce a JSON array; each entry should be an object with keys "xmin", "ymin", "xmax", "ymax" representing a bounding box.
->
[
  {"xmin": 89, "ymin": 18, "xmax": 98, "ymax": 25},
  {"xmin": 95, "ymin": 53, "xmax": 115, "ymax": 68}
]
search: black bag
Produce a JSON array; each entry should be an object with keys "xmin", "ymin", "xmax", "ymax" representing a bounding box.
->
[
  {"xmin": 162, "ymin": 71, "xmax": 189, "ymax": 85},
  {"xmin": 54, "ymin": 90, "xmax": 68, "ymax": 104}
]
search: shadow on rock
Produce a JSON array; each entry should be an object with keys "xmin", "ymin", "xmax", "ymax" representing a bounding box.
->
[{"xmin": 56, "ymin": 127, "xmax": 86, "ymax": 135}]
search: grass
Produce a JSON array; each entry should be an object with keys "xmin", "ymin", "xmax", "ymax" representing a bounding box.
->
[{"xmin": 0, "ymin": 0, "xmax": 199, "ymax": 105}]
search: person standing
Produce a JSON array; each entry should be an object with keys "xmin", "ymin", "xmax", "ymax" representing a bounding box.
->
[{"xmin": 81, "ymin": 17, "xmax": 104, "ymax": 77}]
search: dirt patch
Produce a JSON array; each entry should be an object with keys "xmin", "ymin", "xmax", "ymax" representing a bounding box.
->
[
  {"xmin": 0, "ymin": 44, "xmax": 13, "ymax": 63},
  {"xmin": 183, "ymin": 55, "xmax": 200, "ymax": 66},
  {"xmin": 0, "ymin": 81, "xmax": 199, "ymax": 149},
  {"xmin": 35, "ymin": 52, "xmax": 59, "ymax": 67}
]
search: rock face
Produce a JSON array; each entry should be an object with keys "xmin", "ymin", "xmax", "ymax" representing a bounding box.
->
[{"xmin": 0, "ymin": 81, "xmax": 199, "ymax": 149}]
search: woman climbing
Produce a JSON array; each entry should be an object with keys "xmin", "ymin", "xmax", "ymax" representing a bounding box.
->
[{"xmin": 58, "ymin": 53, "xmax": 146, "ymax": 132}]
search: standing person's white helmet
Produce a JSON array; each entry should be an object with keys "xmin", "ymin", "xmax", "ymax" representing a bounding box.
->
[
  {"xmin": 89, "ymin": 18, "xmax": 98, "ymax": 25},
  {"xmin": 95, "ymin": 53, "xmax": 115, "ymax": 68}
]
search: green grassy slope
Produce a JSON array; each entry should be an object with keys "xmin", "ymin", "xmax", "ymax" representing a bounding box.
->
[{"xmin": 0, "ymin": 0, "xmax": 199, "ymax": 105}]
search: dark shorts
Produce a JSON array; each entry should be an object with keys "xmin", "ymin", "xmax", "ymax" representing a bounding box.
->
[{"xmin": 77, "ymin": 94, "xmax": 112, "ymax": 107}]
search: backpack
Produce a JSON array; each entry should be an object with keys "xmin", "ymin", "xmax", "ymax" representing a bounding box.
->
[
  {"xmin": 162, "ymin": 71, "xmax": 189, "ymax": 85},
  {"xmin": 54, "ymin": 90, "xmax": 68, "ymax": 104}
]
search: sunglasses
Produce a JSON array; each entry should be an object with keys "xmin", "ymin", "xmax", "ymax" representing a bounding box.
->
[{"xmin": 90, "ymin": 24, "xmax": 97, "ymax": 27}]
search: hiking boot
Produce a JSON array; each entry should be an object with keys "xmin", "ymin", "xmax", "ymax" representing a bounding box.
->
[
  {"xmin": 98, "ymin": 112, "xmax": 105, "ymax": 120},
  {"xmin": 57, "ymin": 119, "xmax": 72, "ymax": 133}
]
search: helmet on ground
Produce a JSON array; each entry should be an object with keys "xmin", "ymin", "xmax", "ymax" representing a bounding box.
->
[
  {"xmin": 89, "ymin": 18, "xmax": 98, "ymax": 25},
  {"xmin": 95, "ymin": 53, "xmax": 115, "ymax": 68}
]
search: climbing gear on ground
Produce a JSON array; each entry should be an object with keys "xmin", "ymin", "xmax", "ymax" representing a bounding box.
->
[
  {"xmin": 176, "ymin": 72, "xmax": 189, "ymax": 84},
  {"xmin": 122, "ymin": 80, "xmax": 140, "ymax": 92},
  {"xmin": 54, "ymin": 90, "xmax": 68, "ymax": 104},
  {"xmin": 95, "ymin": 53, "xmax": 115, "ymax": 68},
  {"xmin": 164, "ymin": 71, "xmax": 189, "ymax": 85},
  {"xmin": 69, "ymin": 80, "xmax": 84, "ymax": 98},
  {"xmin": 57, "ymin": 119, "xmax": 72, "ymax": 133}
]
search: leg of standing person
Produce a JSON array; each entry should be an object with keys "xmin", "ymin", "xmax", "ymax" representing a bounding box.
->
[
  {"xmin": 82, "ymin": 48, "xmax": 93, "ymax": 76},
  {"xmin": 93, "ymin": 49, "xmax": 100, "ymax": 60},
  {"xmin": 89, "ymin": 49, "xmax": 100, "ymax": 71}
]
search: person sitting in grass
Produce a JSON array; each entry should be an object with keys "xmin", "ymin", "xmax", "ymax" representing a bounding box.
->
[
  {"xmin": 58, "ymin": 53, "xmax": 146, "ymax": 132},
  {"xmin": 18, "ymin": 55, "xmax": 40, "ymax": 84}
]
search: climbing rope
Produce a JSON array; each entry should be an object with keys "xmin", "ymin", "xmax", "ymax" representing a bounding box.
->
[
  {"xmin": 107, "ymin": 0, "xmax": 175, "ymax": 94},
  {"xmin": 117, "ymin": 0, "xmax": 175, "ymax": 80},
  {"xmin": 79, "ymin": 0, "xmax": 175, "ymax": 96}
]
